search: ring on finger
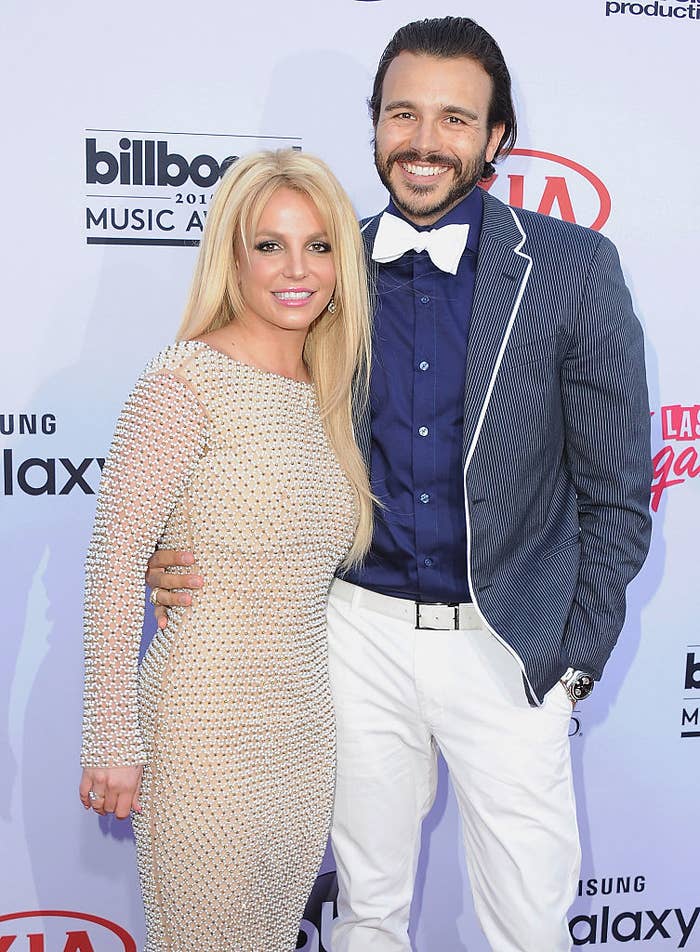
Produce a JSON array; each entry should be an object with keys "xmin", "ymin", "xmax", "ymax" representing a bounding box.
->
[
  {"xmin": 149, "ymin": 587, "xmax": 160, "ymax": 606},
  {"xmin": 88, "ymin": 790, "xmax": 104, "ymax": 802}
]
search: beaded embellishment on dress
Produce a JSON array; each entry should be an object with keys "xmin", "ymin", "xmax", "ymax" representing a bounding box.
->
[{"xmin": 82, "ymin": 341, "xmax": 356, "ymax": 951}]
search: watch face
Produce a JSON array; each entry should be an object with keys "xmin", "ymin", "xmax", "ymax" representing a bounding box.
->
[{"xmin": 572, "ymin": 675, "xmax": 594, "ymax": 700}]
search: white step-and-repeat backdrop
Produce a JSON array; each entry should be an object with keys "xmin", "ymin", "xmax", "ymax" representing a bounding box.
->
[{"xmin": 2, "ymin": 0, "xmax": 698, "ymax": 949}]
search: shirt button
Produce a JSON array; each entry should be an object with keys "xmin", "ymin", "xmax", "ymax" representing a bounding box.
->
[
  {"xmin": 419, "ymin": 360, "xmax": 430, "ymax": 372},
  {"xmin": 418, "ymin": 426, "xmax": 429, "ymax": 437},
  {"xmin": 420, "ymin": 295, "xmax": 430, "ymax": 305},
  {"xmin": 424, "ymin": 557, "xmax": 434, "ymax": 567},
  {"xmin": 419, "ymin": 492, "xmax": 430, "ymax": 504}
]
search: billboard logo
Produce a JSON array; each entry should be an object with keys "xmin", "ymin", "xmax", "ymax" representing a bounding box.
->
[
  {"xmin": 681, "ymin": 649, "xmax": 700, "ymax": 738},
  {"xmin": 0, "ymin": 911, "xmax": 136, "ymax": 951},
  {"xmin": 569, "ymin": 709, "xmax": 583, "ymax": 738},
  {"xmin": 482, "ymin": 149, "xmax": 611, "ymax": 231},
  {"xmin": 84, "ymin": 128, "xmax": 302, "ymax": 247},
  {"xmin": 298, "ymin": 871, "xmax": 337, "ymax": 951},
  {"xmin": 86, "ymin": 138, "xmax": 236, "ymax": 189},
  {"xmin": 685, "ymin": 652, "xmax": 700, "ymax": 691}
]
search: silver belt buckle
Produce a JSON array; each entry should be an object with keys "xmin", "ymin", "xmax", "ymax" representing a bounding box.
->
[{"xmin": 415, "ymin": 602, "xmax": 459, "ymax": 630}]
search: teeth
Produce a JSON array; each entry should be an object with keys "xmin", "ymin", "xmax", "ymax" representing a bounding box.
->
[
  {"xmin": 403, "ymin": 163, "xmax": 449, "ymax": 177},
  {"xmin": 274, "ymin": 291, "xmax": 312, "ymax": 300}
]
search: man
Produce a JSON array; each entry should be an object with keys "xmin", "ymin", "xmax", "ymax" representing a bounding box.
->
[{"xmin": 146, "ymin": 17, "xmax": 651, "ymax": 951}]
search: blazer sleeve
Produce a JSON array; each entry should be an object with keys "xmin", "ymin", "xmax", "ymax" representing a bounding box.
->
[{"xmin": 560, "ymin": 234, "xmax": 652, "ymax": 679}]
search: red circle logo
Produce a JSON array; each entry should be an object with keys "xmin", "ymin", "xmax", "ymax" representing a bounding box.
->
[
  {"xmin": 483, "ymin": 149, "xmax": 611, "ymax": 231},
  {"xmin": 0, "ymin": 911, "xmax": 136, "ymax": 952}
]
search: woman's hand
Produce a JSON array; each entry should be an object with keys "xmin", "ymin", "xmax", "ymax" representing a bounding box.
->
[
  {"xmin": 145, "ymin": 549, "xmax": 203, "ymax": 630},
  {"xmin": 79, "ymin": 765, "xmax": 143, "ymax": 819}
]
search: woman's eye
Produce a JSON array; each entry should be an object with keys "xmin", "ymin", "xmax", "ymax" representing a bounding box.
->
[
  {"xmin": 309, "ymin": 241, "xmax": 332, "ymax": 253},
  {"xmin": 255, "ymin": 240, "xmax": 281, "ymax": 253}
]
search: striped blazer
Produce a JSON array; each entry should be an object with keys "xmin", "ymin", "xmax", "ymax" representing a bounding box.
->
[{"xmin": 357, "ymin": 190, "xmax": 652, "ymax": 704}]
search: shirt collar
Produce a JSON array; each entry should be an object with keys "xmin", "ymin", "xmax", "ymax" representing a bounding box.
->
[{"xmin": 385, "ymin": 186, "xmax": 483, "ymax": 255}]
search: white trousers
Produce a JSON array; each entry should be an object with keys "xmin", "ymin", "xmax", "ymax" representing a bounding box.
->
[{"xmin": 327, "ymin": 581, "xmax": 580, "ymax": 952}]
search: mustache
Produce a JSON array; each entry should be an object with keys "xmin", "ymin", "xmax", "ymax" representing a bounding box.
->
[{"xmin": 387, "ymin": 150, "xmax": 462, "ymax": 175}]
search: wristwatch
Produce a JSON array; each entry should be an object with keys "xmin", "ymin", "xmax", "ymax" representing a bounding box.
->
[{"xmin": 560, "ymin": 667, "xmax": 595, "ymax": 703}]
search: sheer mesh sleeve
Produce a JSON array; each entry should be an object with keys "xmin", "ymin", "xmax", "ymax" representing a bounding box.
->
[{"xmin": 81, "ymin": 368, "xmax": 208, "ymax": 768}]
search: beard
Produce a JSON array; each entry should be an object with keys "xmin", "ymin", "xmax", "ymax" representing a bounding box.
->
[{"xmin": 374, "ymin": 142, "xmax": 487, "ymax": 223}]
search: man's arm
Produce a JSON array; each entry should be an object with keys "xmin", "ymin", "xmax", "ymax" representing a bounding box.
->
[
  {"xmin": 560, "ymin": 233, "xmax": 652, "ymax": 679},
  {"xmin": 145, "ymin": 550, "xmax": 203, "ymax": 629}
]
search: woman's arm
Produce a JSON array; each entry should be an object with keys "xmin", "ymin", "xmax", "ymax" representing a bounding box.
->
[{"xmin": 80, "ymin": 367, "xmax": 207, "ymax": 813}]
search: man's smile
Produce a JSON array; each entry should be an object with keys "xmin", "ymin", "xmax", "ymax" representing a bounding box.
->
[{"xmin": 399, "ymin": 162, "xmax": 451, "ymax": 178}]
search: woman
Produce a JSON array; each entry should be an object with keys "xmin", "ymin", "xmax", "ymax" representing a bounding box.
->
[{"xmin": 78, "ymin": 149, "xmax": 373, "ymax": 951}]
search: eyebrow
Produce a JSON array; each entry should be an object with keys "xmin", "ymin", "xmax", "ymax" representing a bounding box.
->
[
  {"xmin": 254, "ymin": 230, "xmax": 330, "ymax": 241},
  {"xmin": 383, "ymin": 100, "xmax": 480, "ymax": 122}
]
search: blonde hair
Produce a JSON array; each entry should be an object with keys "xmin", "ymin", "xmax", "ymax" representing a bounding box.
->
[{"xmin": 177, "ymin": 149, "xmax": 373, "ymax": 566}]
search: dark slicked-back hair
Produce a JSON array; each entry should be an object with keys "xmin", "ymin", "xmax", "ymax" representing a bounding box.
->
[{"xmin": 369, "ymin": 16, "xmax": 517, "ymax": 179}]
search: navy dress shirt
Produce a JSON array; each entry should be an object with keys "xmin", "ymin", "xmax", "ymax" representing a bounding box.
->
[{"xmin": 344, "ymin": 187, "xmax": 484, "ymax": 603}]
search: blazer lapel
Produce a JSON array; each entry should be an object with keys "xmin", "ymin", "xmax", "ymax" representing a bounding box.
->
[{"xmin": 462, "ymin": 192, "xmax": 532, "ymax": 468}]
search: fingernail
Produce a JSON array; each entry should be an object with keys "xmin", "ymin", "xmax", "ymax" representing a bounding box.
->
[
  {"xmin": 192, "ymin": 576, "xmax": 204, "ymax": 587},
  {"xmin": 182, "ymin": 553, "xmax": 195, "ymax": 564}
]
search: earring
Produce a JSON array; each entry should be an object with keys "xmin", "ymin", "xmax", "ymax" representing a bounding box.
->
[{"xmin": 327, "ymin": 297, "xmax": 337, "ymax": 314}]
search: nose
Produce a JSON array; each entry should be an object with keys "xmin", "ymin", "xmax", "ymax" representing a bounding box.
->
[
  {"xmin": 282, "ymin": 247, "xmax": 308, "ymax": 279},
  {"xmin": 408, "ymin": 118, "xmax": 441, "ymax": 156}
]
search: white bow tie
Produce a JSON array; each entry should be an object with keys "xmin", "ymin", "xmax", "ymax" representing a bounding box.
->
[{"xmin": 371, "ymin": 212, "xmax": 470, "ymax": 275}]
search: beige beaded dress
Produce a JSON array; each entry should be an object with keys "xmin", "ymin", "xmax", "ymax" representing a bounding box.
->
[{"xmin": 81, "ymin": 341, "xmax": 357, "ymax": 952}]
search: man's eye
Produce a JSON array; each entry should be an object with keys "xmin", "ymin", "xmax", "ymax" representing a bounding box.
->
[
  {"xmin": 394, "ymin": 112, "xmax": 414, "ymax": 120},
  {"xmin": 445, "ymin": 116, "xmax": 465, "ymax": 125}
]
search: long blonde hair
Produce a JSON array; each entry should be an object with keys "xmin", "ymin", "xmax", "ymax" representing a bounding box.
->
[{"xmin": 177, "ymin": 149, "xmax": 373, "ymax": 566}]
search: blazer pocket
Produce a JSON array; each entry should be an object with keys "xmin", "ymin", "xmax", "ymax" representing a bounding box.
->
[
  {"xmin": 541, "ymin": 533, "xmax": 581, "ymax": 561},
  {"xmin": 504, "ymin": 336, "xmax": 556, "ymax": 370}
]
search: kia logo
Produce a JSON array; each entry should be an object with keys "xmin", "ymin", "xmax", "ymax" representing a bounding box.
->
[
  {"xmin": 0, "ymin": 911, "xmax": 136, "ymax": 952},
  {"xmin": 483, "ymin": 149, "xmax": 611, "ymax": 231}
]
